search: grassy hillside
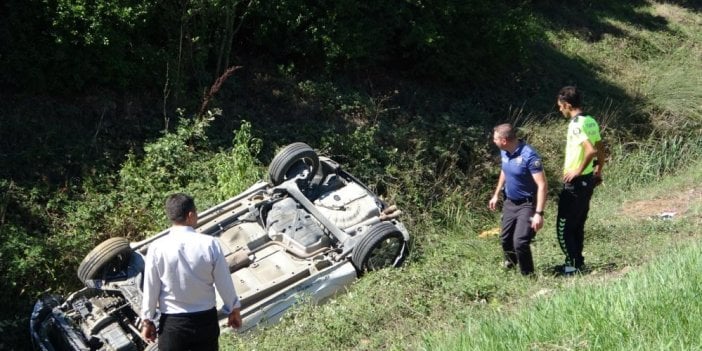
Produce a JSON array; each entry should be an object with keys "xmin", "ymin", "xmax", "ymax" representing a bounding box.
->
[
  {"xmin": 219, "ymin": 151, "xmax": 702, "ymax": 351},
  {"xmin": 422, "ymin": 164, "xmax": 702, "ymax": 351},
  {"xmin": 1, "ymin": 2, "xmax": 701, "ymax": 350},
  {"xmin": 216, "ymin": 3, "xmax": 702, "ymax": 350}
]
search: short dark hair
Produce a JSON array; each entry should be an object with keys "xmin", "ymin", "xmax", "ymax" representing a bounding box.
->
[
  {"xmin": 557, "ymin": 86, "xmax": 583, "ymax": 108},
  {"xmin": 493, "ymin": 123, "xmax": 517, "ymax": 141},
  {"xmin": 165, "ymin": 193, "xmax": 195, "ymax": 223}
]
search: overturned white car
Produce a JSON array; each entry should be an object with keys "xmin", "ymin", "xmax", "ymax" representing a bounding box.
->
[{"xmin": 30, "ymin": 142, "xmax": 410, "ymax": 351}]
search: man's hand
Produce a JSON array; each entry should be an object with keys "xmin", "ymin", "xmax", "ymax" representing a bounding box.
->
[
  {"xmin": 228, "ymin": 308, "xmax": 242, "ymax": 329},
  {"xmin": 593, "ymin": 169, "xmax": 603, "ymax": 187},
  {"xmin": 488, "ymin": 195, "xmax": 499, "ymax": 211},
  {"xmin": 530, "ymin": 213, "xmax": 543, "ymax": 232},
  {"xmin": 141, "ymin": 320, "xmax": 156, "ymax": 342},
  {"xmin": 562, "ymin": 170, "xmax": 580, "ymax": 183}
]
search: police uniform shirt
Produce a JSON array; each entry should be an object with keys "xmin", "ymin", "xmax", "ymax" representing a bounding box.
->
[
  {"xmin": 564, "ymin": 115, "xmax": 601, "ymax": 175},
  {"xmin": 501, "ymin": 141, "xmax": 544, "ymax": 200}
]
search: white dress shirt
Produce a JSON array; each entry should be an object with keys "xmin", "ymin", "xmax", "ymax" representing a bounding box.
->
[{"xmin": 141, "ymin": 225, "xmax": 240, "ymax": 321}]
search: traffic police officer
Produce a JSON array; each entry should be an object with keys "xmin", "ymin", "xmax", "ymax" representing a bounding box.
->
[{"xmin": 556, "ymin": 86, "xmax": 605, "ymax": 274}]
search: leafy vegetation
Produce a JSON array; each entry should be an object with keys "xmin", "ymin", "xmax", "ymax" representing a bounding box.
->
[{"xmin": 1, "ymin": 1, "xmax": 701, "ymax": 350}]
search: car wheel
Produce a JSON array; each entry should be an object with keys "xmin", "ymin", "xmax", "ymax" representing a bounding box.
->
[
  {"xmin": 269, "ymin": 142, "xmax": 319, "ymax": 185},
  {"xmin": 77, "ymin": 237, "xmax": 132, "ymax": 284},
  {"xmin": 352, "ymin": 222, "xmax": 408, "ymax": 274}
]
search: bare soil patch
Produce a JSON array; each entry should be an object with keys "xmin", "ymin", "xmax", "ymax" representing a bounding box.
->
[{"xmin": 620, "ymin": 187, "xmax": 702, "ymax": 220}]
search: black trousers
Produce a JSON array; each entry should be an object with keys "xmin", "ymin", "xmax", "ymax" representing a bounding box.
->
[
  {"xmin": 556, "ymin": 174, "xmax": 595, "ymax": 268},
  {"xmin": 501, "ymin": 198, "xmax": 536, "ymax": 275},
  {"xmin": 158, "ymin": 308, "xmax": 220, "ymax": 351}
]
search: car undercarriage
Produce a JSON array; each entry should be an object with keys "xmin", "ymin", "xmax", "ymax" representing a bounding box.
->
[{"xmin": 31, "ymin": 142, "xmax": 410, "ymax": 351}]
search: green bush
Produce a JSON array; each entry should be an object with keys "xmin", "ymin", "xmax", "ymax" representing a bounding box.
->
[
  {"xmin": 0, "ymin": 115, "xmax": 263, "ymax": 350},
  {"xmin": 1, "ymin": 0, "xmax": 540, "ymax": 93}
]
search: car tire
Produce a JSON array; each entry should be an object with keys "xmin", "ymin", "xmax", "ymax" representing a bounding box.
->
[
  {"xmin": 352, "ymin": 222, "xmax": 408, "ymax": 274},
  {"xmin": 269, "ymin": 142, "xmax": 319, "ymax": 185},
  {"xmin": 77, "ymin": 237, "xmax": 132, "ymax": 284}
]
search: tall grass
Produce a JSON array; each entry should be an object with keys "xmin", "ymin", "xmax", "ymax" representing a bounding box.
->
[
  {"xmin": 607, "ymin": 133, "xmax": 702, "ymax": 188},
  {"xmin": 422, "ymin": 241, "xmax": 702, "ymax": 351}
]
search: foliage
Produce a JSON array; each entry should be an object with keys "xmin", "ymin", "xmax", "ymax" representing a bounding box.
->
[
  {"xmin": 0, "ymin": 116, "xmax": 262, "ymax": 349},
  {"xmin": 61, "ymin": 115, "xmax": 263, "ymax": 245},
  {"xmin": 0, "ymin": 0, "xmax": 539, "ymax": 93},
  {"xmin": 208, "ymin": 120, "xmax": 264, "ymax": 201},
  {"xmin": 246, "ymin": 1, "xmax": 538, "ymax": 81},
  {"xmin": 1, "ymin": 1, "xmax": 701, "ymax": 350},
  {"xmin": 49, "ymin": 0, "xmax": 152, "ymax": 46}
]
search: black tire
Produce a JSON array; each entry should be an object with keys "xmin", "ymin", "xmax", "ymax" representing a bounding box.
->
[
  {"xmin": 77, "ymin": 237, "xmax": 132, "ymax": 284},
  {"xmin": 352, "ymin": 222, "xmax": 408, "ymax": 274},
  {"xmin": 269, "ymin": 142, "xmax": 319, "ymax": 185}
]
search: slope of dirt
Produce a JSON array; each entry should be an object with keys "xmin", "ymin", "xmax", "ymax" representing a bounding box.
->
[{"xmin": 620, "ymin": 187, "xmax": 702, "ymax": 221}]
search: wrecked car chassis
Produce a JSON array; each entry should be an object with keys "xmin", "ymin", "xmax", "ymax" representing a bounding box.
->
[{"xmin": 31, "ymin": 143, "xmax": 410, "ymax": 351}]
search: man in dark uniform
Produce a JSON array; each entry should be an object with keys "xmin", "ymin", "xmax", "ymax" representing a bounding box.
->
[
  {"xmin": 556, "ymin": 86, "xmax": 606, "ymax": 274},
  {"xmin": 489, "ymin": 123, "xmax": 548, "ymax": 275}
]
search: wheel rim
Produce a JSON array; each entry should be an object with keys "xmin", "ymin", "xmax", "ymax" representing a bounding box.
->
[
  {"xmin": 285, "ymin": 157, "xmax": 316, "ymax": 180},
  {"xmin": 366, "ymin": 235, "xmax": 404, "ymax": 270}
]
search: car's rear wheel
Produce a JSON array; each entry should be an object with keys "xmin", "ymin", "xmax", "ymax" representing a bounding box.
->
[
  {"xmin": 269, "ymin": 142, "xmax": 319, "ymax": 185},
  {"xmin": 352, "ymin": 222, "xmax": 408, "ymax": 274},
  {"xmin": 77, "ymin": 237, "xmax": 132, "ymax": 284}
]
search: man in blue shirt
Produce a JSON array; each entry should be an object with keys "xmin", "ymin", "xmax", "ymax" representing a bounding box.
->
[
  {"xmin": 489, "ymin": 124, "xmax": 548, "ymax": 275},
  {"xmin": 141, "ymin": 193, "xmax": 242, "ymax": 350}
]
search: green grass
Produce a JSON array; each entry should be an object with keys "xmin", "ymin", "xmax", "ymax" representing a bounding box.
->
[{"xmin": 422, "ymin": 240, "xmax": 702, "ymax": 351}]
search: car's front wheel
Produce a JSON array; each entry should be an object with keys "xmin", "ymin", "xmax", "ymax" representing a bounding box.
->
[
  {"xmin": 268, "ymin": 142, "xmax": 319, "ymax": 186},
  {"xmin": 77, "ymin": 237, "xmax": 132, "ymax": 284},
  {"xmin": 352, "ymin": 222, "xmax": 408, "ymax": 274}
]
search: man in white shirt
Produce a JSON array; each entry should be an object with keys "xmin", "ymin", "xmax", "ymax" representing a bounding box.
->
[{"xmin": 141, "ymin": 193, "xmax": 241, "ymax": 350}]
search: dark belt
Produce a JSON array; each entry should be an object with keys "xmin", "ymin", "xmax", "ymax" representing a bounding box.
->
[
  {"xmin": 567, "ymin": 172, "xmax": 592, "ymax": 181},
  {"xmin": 563, "ymin": 173, "xmax": 593, "ymax": 190},
  {"xmin": 507, "ymin": 197, "xmax": 533, "ymax": 205},
  {"xmin": 163, "ymin": 307, "xmax": 216, "ymax": 318}
]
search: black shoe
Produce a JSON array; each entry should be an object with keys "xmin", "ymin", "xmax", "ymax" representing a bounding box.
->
[
  {"xmin": 503, "ymin": 260, "xmax": 515, "ymax": 269},
  {"xmin": 575, "ymin": 263, "xmax": 588, "ymax": 273}
]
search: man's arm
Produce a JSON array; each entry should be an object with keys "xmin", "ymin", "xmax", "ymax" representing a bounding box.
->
[
  {"xmin": 488, "ymin": 170, "xmax": 505, "ymax": 211},
  {"xmin": 212, "ymin": 241, "xmax": 242, "ymax": 328},
  {"xmin": 593, "ymin": 140, "xmax": 605, "ymax": 175},
  {"xmin": 530, "ymin": 171, "xmax": 547, "ymax": 232},
  {"xmin": 140, "ymin": 250, "xmax": 161, "ymax": 342}
]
